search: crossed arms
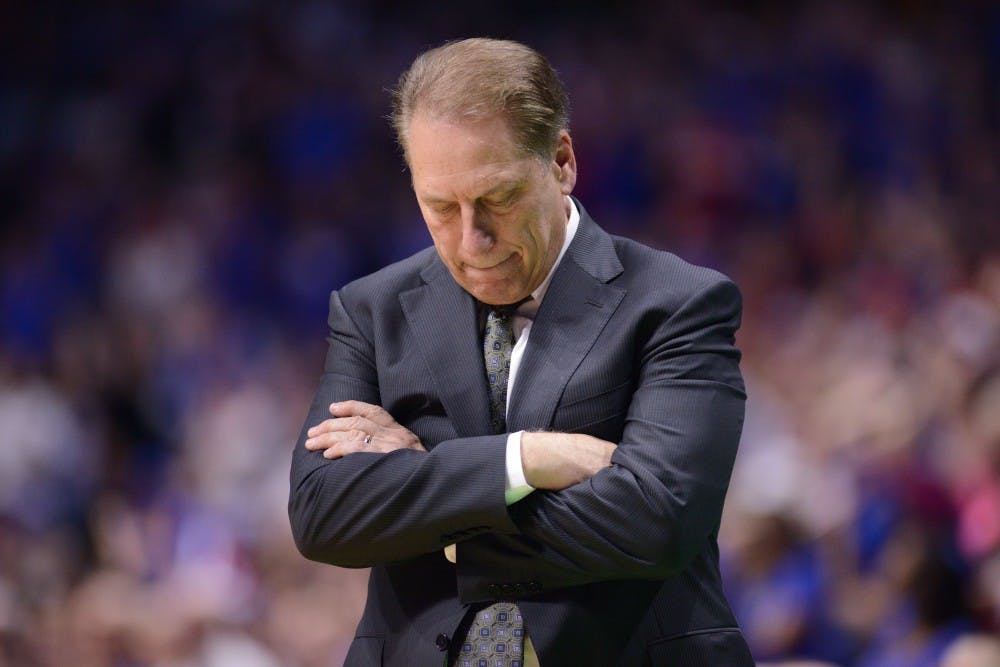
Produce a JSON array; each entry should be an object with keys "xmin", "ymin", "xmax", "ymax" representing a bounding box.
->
[
  {"xmin": 302, "ymin": 401, "xmax": 615, "ymax": 492},
  {"xmin": 288, "ymin": 273, "xmax": 745, "ymax": 599}
]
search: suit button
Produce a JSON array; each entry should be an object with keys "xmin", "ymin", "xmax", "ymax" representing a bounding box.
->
[
  {"xmin": 500, "ymin": 583, "xmax": 514, "ymax": 597},
  {"xmin": 488, "ymin": 584, "xmax": 501, "ymax": 597},
  {"xmin": 513, "ymin": 582, "xmax": 527, "ymax": 596},
  {"xmin": 435, "ymin": 633, "xmax": 450, "ymax": 651},
  {"xmin": 527, "ymin": 580, "xmax": 542, "ymax": 594}
]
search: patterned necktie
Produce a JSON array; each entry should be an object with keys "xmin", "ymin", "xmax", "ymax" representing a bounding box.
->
[
  {"xmin": 456, "ymin": 306, "xmax": 525, "ymax": 667},
  {"xmin": 483, "ymin": 306, "xmax": 515, "ymax": 434},
  {"xmin": 457, "ymin": 602, "xmax": 525, "ymax": 667}
]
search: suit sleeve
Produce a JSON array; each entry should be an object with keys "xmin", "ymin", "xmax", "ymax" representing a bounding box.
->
[
  {"xmin": 288, "ymin": 289, "xmax": 519, "ymax": 568},
  {"xmin": 455, "ymin": 277, "xmax": 746, "ymax": 598}
]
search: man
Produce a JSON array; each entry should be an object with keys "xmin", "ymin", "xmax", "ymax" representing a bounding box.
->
[{"xmin": 289, "ymin": 38, "xmax": 753, "ymax": 666}]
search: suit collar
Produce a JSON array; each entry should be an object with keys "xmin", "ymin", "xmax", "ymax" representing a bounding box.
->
[
  {"xmin": 565, "ymin": 196, "xmax": 624, "ymax": 284},
  {"xmin": 507, "ymin": 202, "xmax": 626, "ymax": 430},
  {"xmin": 400, "ymin": 266, "xmax": 491, "ymax": 439}
]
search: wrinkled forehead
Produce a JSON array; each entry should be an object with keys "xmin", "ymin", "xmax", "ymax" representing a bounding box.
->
[
  {"xmin": 409, "ymin": 112, "xmax": 530, "ymax": 168},
  {"xmin": 403, "ymin": 101, "xmax": 538, "ymax": 159},
  {"xmin": 407, "ymin": 115, "xmax": 543, "ymax": 202}
]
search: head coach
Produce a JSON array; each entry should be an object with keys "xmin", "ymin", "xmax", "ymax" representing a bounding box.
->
[{"xmin": 289, "ymin": 37, "xmax": 753, "ymax": 666}]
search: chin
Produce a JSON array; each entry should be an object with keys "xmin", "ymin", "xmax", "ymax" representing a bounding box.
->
[
  {"xmin": 473, "ymin": 292, "xmax": 511, "ymax": 306},
  {"xmin": 471, "ymin": 285, "xmax": 525, "ymax": 306}
]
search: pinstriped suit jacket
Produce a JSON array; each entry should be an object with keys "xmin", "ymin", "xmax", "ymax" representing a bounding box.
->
[{"xmin": 289, "ymin": 201, "xmax": 755, "ymax": 666}]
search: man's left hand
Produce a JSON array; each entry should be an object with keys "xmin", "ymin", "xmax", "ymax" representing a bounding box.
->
[{"xmin": 304, "ymin": 400, "xmax": 426, "ymax": 459}]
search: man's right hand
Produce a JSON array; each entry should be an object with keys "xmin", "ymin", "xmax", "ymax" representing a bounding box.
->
[{"xmin": 520, "ymin": 432, "xmax": 617, "ymax": 490}]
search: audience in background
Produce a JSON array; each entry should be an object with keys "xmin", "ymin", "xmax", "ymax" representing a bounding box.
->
[{"xmin": 1, "ymin": 2, "xmax": 997, "ymax": 665}]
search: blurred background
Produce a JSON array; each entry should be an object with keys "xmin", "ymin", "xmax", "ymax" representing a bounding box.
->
[{"xmin": 1, "ymin": 1, "xmax": 998, "ymax": 665}]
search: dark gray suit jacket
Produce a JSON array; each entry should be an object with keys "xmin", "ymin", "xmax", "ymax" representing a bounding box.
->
[{"xmin": 289, "ymin": 201, "xmax": 754, "ymax": 666}]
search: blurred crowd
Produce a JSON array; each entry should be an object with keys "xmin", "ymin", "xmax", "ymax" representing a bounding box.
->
[{"xmin": 1, "ymin": 1, "xmax": 998, "ymax": 665}]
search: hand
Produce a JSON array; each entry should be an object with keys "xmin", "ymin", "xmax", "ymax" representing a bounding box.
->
[
  {"xmin": 304, "ymin": 400, "xmax": 426, "ymax": 459},
  {"xmin": 520, "ymin": 432, "xmax": 616, "ymax": 490}
]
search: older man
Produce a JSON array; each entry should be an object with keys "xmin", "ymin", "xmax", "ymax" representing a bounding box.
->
[{"xmin": 289, "ymin": 38, "xmax": 753, "ymax": 666}]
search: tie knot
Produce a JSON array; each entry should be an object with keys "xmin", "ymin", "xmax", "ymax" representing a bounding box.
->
[
  {"xmin": 487, "ymin": 305, "xmax": 514, "ymax": 321},
  {"xmin": 483, "ymin": 296, "xmax": 530, "ymax": 320}
]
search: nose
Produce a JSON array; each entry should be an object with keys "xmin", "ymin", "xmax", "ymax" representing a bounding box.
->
[{"xmin": 459, "ymin": 204, "xmax": 494, "ymax": 256}]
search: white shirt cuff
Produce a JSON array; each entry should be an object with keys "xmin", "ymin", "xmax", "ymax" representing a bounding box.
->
[{"xmin": 504, "ymin": 431, "xmax": 535, "ymax": 505}]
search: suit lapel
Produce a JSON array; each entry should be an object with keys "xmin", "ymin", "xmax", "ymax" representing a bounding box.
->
[
  {"xmin": 399, "ymin": 261, "xmax": 493, "ymax": 438},
  {"xmin": 508, "ymin": 204, "xmax": 626, "ymax": 431}
]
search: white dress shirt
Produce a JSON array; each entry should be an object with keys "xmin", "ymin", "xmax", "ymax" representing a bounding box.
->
[{"xmin": 503, "ymin": 196, "xmax": 580, "ymax": 504}]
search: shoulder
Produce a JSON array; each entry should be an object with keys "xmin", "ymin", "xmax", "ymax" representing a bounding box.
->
[
  {"xmin": 334, "ymin": 246, "xmax": 439, "ymax": 317},
  {"xmin": 569, "ymin": 201, "xmax": 738, "ymax": 310},
  {"xmin": 608, "ymin": 234, "xmax": 741, "ymax": 311},
  {"xmin": 341, "ymin": 246, "xmax": 438, "ymax": 301}
]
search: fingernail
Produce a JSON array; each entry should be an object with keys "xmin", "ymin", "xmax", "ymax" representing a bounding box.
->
[{"xmin": 304, "ymin": 438, "xmax": 314, "ymax": 448}]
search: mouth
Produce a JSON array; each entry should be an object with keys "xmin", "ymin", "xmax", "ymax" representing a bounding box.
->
[{"xmin": 465, "ymin": 254, "xmax": 516, "ymax": 272}]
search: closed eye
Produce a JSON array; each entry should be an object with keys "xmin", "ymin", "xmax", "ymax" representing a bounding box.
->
[
  {"xmin": 430, "ymin": 202, "xmax": 457, "ymax": 215},
  {"xmin": 484, "ymin": 190, "xmax": 521, "ymax": 209}
]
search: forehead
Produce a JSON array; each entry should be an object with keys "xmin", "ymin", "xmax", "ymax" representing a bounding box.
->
[{"xmin": 407, "ymin": 113, "xmax": 538, "ymax": 198}]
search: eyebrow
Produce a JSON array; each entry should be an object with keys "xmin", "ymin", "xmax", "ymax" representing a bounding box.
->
[{"xmin": 419, "ymin": 178, "xmax": 527, "ymax": 205}]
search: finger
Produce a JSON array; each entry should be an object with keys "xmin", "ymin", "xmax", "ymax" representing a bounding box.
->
[
  {"xmin": 307, "ymin": 415, "xmax": 380, "ymax": 439},
  {"xmin": 323, "ymin": 443, "xmax": 345, "ymax": 459},
  {"xmin": 330, "ymin": 401, "xmax": 397, "ymax": 427},
  {"xmin": 307, "ymin": 418, "xmax": 338, "ymax": 438},
  {"xmin": 322, "ymin": 436, "xmax": 372, "ymax": 459},
  {"xmin": 305, "ymin": 429, "xmax": 369, "ymax": 450},
  {"xmin": 322, "ymin": 442, "xmax": 349, "ymax": 459}
]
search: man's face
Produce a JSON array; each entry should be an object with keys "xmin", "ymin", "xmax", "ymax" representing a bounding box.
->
[{"xmin": 407, "ymin": 112, "xmax": 577, "ymax": 305}]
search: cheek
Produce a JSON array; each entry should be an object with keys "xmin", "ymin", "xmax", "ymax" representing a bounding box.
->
[
  {"xmin": 513, "ymin": 205, "xmax": 546, "ymax": 246},
  {"xmin": 425, "ymin": 221, "xmax": 458, "ymax": 256},
  {"xmin": 521, "ymin": 210, "xmax": 554, "ymax": 254}
]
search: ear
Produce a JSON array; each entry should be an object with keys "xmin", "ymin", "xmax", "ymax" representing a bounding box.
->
[{"xmin": 552, "ymin": 131, "xmax": 577, "ymax": 195}]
